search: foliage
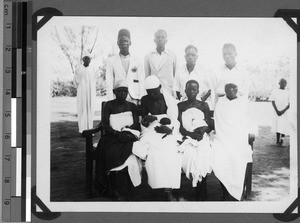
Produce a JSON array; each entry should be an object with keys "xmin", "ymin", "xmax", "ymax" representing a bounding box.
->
[
  {"xmin": 51, "ymin": 25, "xmax": 99, "ymax": 75},
  {"xmin": 51, "ymin": 78, "xmax": 77, "ymax": 97},
  {"xmin": 247, "ymin": 56, "xmax": 290, "ymax": 101}
]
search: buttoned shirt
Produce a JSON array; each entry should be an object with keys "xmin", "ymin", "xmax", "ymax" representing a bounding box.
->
[
  {"xmin": 174, "ymin": 64, "xmax": 211, "ymax": 101},
  {"xmin": 119, "ymin": 53, "xmax": 130, "ymax": 74},
  {"xmin": 144, "ymin": 49, "xmax": 177, "ymax": 96},
  {"xmin": 211, "ymin": 63, "xmax": 250, "ymax": 109}
]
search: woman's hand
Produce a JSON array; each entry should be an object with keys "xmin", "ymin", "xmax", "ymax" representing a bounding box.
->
[
  {"xmin": 155, "ymin": 125, "xmax": 173, "ymax": 135},
  {"xmin": 116, "ymin": 131, "xmax": 136, "ymax": 142},
  {"xmin": 189, "ymin": 131, "xmax": 203, "ymax": 141},
  {"xmin": 141, "ymin": 115, "xmax": 157, "ymax": 127}
]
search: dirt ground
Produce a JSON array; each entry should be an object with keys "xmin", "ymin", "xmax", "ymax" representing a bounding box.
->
[{"xmin": 50, "ymin": 97, "xmax": 291, "ymax": 202}]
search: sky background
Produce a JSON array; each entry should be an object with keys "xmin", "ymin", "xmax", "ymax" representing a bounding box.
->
[{"xmin": 38, "ymin": 17, "xmax": 297, "ymax": 82}]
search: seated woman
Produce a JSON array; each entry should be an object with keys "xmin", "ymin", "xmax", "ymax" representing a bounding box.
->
[
  {"xmin": 177, "ymin": 80, "xmax": 213, "ymax": 201},
  {"xmin": 212, "ymin": 83, "xmax": 253, "ymax": 201},
  {"xmin": 94, "ymin": 80, "xmax": 142, "ymax": 200},
  {"xmin": 132, "ymin": 75, "xmax": 182, "ymax": 201}
]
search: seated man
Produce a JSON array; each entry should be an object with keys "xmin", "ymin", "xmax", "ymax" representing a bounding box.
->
[
  {"xmin": 177, "ymin": 80, "xmax": 213, "ymax": 201},
  {"xmin": 133, "ymin": 75, "xmax": 182, "ymax": 201},
  {"xmin": 212, "ymin": 83, "xmax": 253, "ymax": 201},
  {"xmin": 95, "ymin": 80, "xmax": 142, "ymax": 200}
]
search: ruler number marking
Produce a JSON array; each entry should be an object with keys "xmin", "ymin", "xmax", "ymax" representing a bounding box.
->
[
  {"xmin": 5, "ymin": 67, "xmax": 11, "ymax": 74},
  {"xmin": 4, "ymin": 4, "xmax": 9, "ymax": 16},
  {"xmin": 4, "ymin": 133, "xmax": 11, "ymax": 139},
  {"xmin": 4, "ymin": 200, "xmax": 10, "ymax": 206},
  {"xmin": 4, "ymin": 155, "xmax": 11, "ymax": 161},
  {"xmin": 4, "ymin": 111, "xmax": 11, "ymax": 118},
  {"xmin": 5, "ymin": 46, "xmax": 11, "ymax": 51}
]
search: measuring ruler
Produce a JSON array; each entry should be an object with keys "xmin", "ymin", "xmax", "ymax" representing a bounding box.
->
[
  {"xmin": 2, "ymin": 1, "xmax": 31, "ymax": 222},
  {"xmin": 3, "ymin": 1, "xmax": 13, "ymax": 221}
]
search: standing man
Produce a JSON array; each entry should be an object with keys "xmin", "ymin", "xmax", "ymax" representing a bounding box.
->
[
  {"xmin": 73, "ymin": 52, "xmax": 96, "ymax": 133},
  {"xmin": 144, "ymin": 29, "xmax": 178, "ymax": 97},
  {"xmin": 211, "ymin": 43, "xmax": 250, "ymax": 110},
  {"xmin": 173, "ymin": 45, "xmax": 212, "ymax": 107},
  {"xmin": 106, "ymin": 29, "xmax": 145, "ymax": 105}
]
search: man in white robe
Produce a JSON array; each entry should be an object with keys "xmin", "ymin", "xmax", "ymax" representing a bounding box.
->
[
  {"xmin": 212, "ymin": 83, "xmax": 253, "ymax": 201},
  {"xmin": 106, "ymin": 29, "xmax": 145, "ymax": 105},
  {"xmin": 73, "ymin": 53, "xmax": 96, "ymax": 133},
  {"xmin": 144, "ymin": 29, "xmax": 178, "ymax": 97}
]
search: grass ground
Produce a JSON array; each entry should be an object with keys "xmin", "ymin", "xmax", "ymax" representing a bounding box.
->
[{"xmin": 50, "ymin": 97, "xmax": 290, "ymax": 202}]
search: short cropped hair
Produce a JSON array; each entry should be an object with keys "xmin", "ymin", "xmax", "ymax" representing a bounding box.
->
[
  {"xmin": 155, "ymin": 29, "xmax": 167, "ymax": 38},
  {"xmin": 186, "ymin": 79, "xmax": 199, "ymax": 90},
  {"xmin": 185, "ymin": 45, "xmax": 198, "ymax": 53},
  {"xmin": 223, "ymin": 43, "xmax": 236, "ymax": 52}
]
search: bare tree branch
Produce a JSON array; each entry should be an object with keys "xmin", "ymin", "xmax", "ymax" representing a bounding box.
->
[{"xmin": 90, "ymin": 28, "xmax": 99, "ymax": 54}]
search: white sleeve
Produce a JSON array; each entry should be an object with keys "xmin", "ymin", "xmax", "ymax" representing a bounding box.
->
[
  {"xmin": 106, "ymin": 58, "xmax": 114, "ymax": 101},
  {"xmin": 137, "ymin": 60, "xmax": 146, "ymax": 98},
  {"xmin": 73, "ymin": 66, "xmax": 80, "ymax": 88},
  {"xmin": 144, "ymin": 54, "xmax": 151, "ymax": 78},
  {"xmin": 173, "ymin": 69, "xmax": 181, "ymax": 92}
]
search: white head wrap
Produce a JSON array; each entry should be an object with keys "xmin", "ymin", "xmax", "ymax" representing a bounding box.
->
[
  {"xmin": 113, "ymin": 79, "xmax": 128, "ymax": 90},
  {"xmin": 145, "ymin": 75, "xmax": 160, "ymax": 90},
  {"xmin": 82, "ymin": 50, "xmax": 91, "ymax": 58}
]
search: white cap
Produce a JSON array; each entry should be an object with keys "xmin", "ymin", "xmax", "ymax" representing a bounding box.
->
[
  {"xmin": 113, "ymin": 80, "xmax": 128, "ymax": 90},
  {"xmin": 82, "ymin": 50, "xmax": 91, "ymax": 58},
  {"xmin": 145, "ymin": 75, "xmax": 160, "ymax": 90}
]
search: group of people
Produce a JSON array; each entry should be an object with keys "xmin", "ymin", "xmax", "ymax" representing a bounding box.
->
[{"xmin": 74, "ymin": 28, "xmax": 290, "ymax": 201}]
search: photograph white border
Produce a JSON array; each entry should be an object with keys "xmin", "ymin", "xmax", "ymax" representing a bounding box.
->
[{"xmin": 36, "ymin": 16, "xmax": 298, "ymax": 213}]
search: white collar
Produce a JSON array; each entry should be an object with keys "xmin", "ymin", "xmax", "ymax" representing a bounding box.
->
[{"xmin": 119, "ymin": 53, "xmax": 130, "ymax": 59}]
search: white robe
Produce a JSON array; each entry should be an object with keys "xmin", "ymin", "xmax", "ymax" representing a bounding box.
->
[
  {"xmin": 73, "ymin": 64, "xmax": 96, "ymax": 133},
  {"xmin": 132, "ymin": 93, "xmax": 182, "ymax": 189},
  {"xmin": 178, "ymin": 108, "xmax": 212, "ymax": 187},
  {"xmin": 270, "ymin": 89, "xmax": 289, "ymax": 135},
  {"xmin": 212, "ymin": 97, "xmax": 253, "ymax": 200}
]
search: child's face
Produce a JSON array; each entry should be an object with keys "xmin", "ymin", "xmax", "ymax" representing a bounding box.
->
[
  {"xmin": 279, "ymin": 79, "xmax": 287, "ymax": 89},
  {"xmin": 185, "ymin": 48, "xmax": 198, "ymax": 66},
  {"xmin": 225, "ymin": 84, "xmax": 238, "ymax": 100},
  {"xmin": 185, "ymin": 82, "xmax": 199, "ymax": 100}
]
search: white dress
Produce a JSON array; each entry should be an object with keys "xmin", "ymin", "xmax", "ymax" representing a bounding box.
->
[
  {"xmin": 73, "ymin": 64, "xmax": 96, "ymax": 133},
  {"xmin": 212, "ymin": 97, "xmax": 253, "ymax": 200},
  {"xmin": 178, "ymin": 107, "xmax": 212, "ymax": 187},
  {"xmin": 133, "ymin": 114, "xmax": 182, "ymax": 189},
  {"xmin": 270, "ymin": 89, "xmax": 289, "ymax": 135}
]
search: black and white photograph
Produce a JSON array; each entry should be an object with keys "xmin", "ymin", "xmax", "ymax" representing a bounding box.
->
[{"xmin": 36, "ymin": 17, "xmax": 297, "ymax": 212}]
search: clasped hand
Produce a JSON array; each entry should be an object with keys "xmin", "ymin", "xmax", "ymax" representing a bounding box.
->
[
  {"xmin": 277, "ymin": 103, "xmax": 290, "ymax": 116},
  {"xmin": 154, "ymin": 125, "xmax": 173, "ymax": 135},
  {"xmin": 116, "ymin": 131, "xmax": 136, "ymax": 142},
  {"xmin": 141, "ymin": 115, "xmax": 157, "ymax": 127},
  {"xmin": 189, "ymin": 127, "xmax": 207, "ymax": 141}
]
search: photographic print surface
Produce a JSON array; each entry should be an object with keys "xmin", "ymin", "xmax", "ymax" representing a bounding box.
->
[{"xmin": 36, "ymin": 16, "xmax": 297, "ymax": 212}]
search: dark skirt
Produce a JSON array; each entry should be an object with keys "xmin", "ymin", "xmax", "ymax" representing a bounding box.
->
[{"xmin": 95, "ymin": 133, "xmax": 135, "ymax": 195}]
